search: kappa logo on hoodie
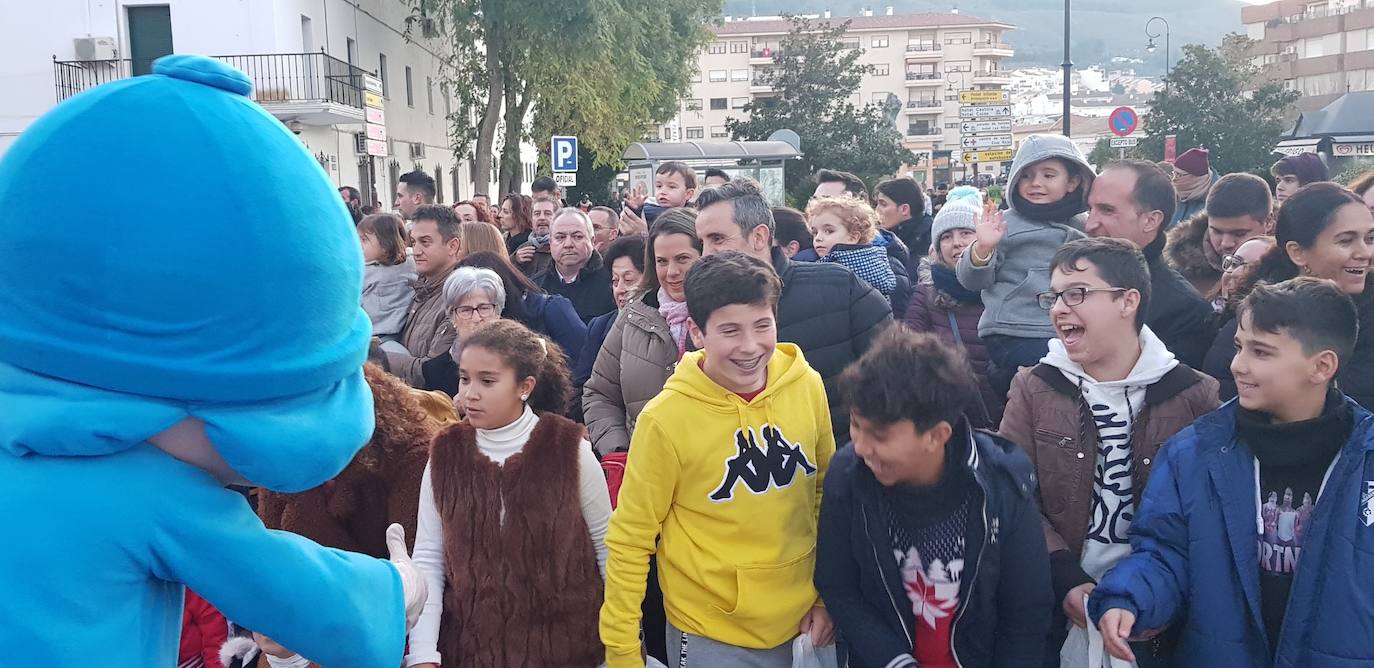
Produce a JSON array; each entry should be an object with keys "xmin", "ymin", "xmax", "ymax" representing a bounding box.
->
[{"xmin": 709, "ymin": 424, "xmax": 817, "ymax": 502}]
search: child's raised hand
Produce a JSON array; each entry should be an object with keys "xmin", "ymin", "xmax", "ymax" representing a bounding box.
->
[
  {"xmin": 975, "ymin": 199, "xmax": 1006, "ymax": 254},
  {"xmin": 625, "ymin": 184, "xmax": 647, "ymax": 211}
]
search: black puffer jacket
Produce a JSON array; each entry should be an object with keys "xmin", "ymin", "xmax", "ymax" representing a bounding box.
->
[
  {"xmin": 1144, "ymin": 236, "xmax": 1216, "ymax": 369},
  {"xmin": 771, "ymin": 247, "xmax": 893, "ymax": 440}
]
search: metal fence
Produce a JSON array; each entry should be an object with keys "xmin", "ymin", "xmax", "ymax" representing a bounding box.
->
[{"xmin": 53, "ymin": 52, "xmax": 366, "ymax": 107}]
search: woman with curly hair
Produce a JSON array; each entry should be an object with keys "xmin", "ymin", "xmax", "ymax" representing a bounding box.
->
[{"xmin": 407, "ymin": 319, "xmax": 610, "ymax": 668}]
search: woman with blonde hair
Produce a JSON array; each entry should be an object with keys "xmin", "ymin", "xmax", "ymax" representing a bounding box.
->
[{"xmin": 457, "ymin": 221, "xmax": 507, "ymax": 261}]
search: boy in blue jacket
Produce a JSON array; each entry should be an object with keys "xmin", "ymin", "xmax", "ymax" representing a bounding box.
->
[
  {"xmin": 1092, "ymin": 277, "xmax": 1374, "ymax": 666},
  {"xmin": 815, "ymin": 327, "xmax": 1051, "ymax": 668}
]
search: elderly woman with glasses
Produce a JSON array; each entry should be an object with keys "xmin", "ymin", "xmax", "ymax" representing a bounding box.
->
[{"xmin": 415, "ymin": 266, "xmax": 506, "ymax": 396}]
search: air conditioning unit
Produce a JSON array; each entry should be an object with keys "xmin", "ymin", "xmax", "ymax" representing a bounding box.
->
[
  {"xmin": 354, "ymin": 132, "xmax": 367, "ymax": 154},
  {"xmin": 409, "ymin": 142, "xmax": 426, "ymax": 159},
  {"xmin": 74, "ymin": 37, "xmax": 117, "ymax": 60}
]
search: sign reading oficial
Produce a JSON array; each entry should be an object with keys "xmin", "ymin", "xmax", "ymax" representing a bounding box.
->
[{"xmin": 959, "ymin": 89, "xmax": 1009, "ymax": 105}]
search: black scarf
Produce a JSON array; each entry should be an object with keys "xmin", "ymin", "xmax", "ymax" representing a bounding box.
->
[
  {"xmin": 1237, "ymin": 386, "xmax": 1351, "ymax": 470},
  {"xmin": 1010, "ymin": 188, "xmax": 1087, "ymax": 222},
  {"xmin": 931, "ymin": 262, "xmax": 982, "ymax": 305}
]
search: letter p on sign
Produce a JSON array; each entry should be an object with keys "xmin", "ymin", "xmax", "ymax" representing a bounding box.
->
[{"xmin": 552, "ymin": 136, "xmax": 578, "ymax": 172}]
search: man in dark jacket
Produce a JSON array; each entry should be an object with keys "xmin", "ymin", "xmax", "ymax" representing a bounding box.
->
[
  {"xmin": 875, "ymin": 176, "xmax": 934, "ymax": 258},
  {"xmin": 533, "ymin": 208, "xmax": 617, "ymax": 323},
  {"xmin": 1084, "ymin": 160, "xmax": 1216, "ymax": 368},
  {"xmin": 695, "ymin": 178, "xmax": 892, "ymax": 441},
  {"xmin": 998, "ymin": 238, "xmax": 1219, "ymax": 666},
  {"xmin": 1091, "ymin": 278, "xmax": 1374, "ymax": 666},
  {"xmin": 817, "ymin": 327, "xmax": 1052, "ymax": 668}
]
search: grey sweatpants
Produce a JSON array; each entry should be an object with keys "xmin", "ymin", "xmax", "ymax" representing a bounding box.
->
[{"xmin": 665, "ymin": 620, "xmax": 794, "ymax": 668}]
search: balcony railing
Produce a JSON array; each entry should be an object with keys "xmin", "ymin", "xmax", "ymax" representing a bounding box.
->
[
  {"xmin": 906, "ymin": 72, "xmax": 939, "ymax": 80},
  {"xmin": 751, "ymin": 48, "xmax": 785, "ymax": 58},
  {"xmin": 906, "ymin": 44, "xmax": 940, "ymax": 52},
  {"xmin": 976, "ymin": 41, "xmax": 1012, "ymax": 50},
  {"xmin": 53, "ymin": 52, "xmax": 367, "ymax": 108},
  {"xmin": 907, "ymin": 99, "xmax": 941, "ymax": 108}
]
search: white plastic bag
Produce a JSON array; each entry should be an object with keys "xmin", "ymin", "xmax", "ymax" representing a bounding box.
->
[{"xmin": 791, "ymin": 633, "xmax": 840, "ymax": 668}]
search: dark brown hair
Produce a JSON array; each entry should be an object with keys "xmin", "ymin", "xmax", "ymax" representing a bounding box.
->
[
  {"xmin": 684, "ymin": 251, "xmax": 781, "ymax": 329},
  {"xmin": 454, "ymin": 200, "xmax": 492, "ymax": 223},
  {"xmin": 656, "ymin": 161, "xmax": 699, "ymax": 190},
  {"xmin": 357, "ymin": 213, "xmax": 408, "ymax": 266},
  {"xmin": 1256, "ymin": 182, "xmax": 1365, "ymax": 284},
  {"xmin": 1050, "ymin": 237, "xmax": 1153, "ymax": 331},
  {"xmin": 640, "ymin": 207, "xmax": 702, "ymax": 297},
  {"xmin": 459, "ymin": 251, "xmax": 542, "ymax": 325},
  {"xmin": 839, "ymin": 328, "xmax": 976, "ymax": 431},
  {"xmin": 1239, "ymin": 276, "xmax": 1358, "ymax": 365},
  {"xmin": 461, "ymin": 319, "xmax": 573, "ymax": 415},
  {"xmin": 501, "ymin": 193, "xmax": 533, "ymax": 234}
]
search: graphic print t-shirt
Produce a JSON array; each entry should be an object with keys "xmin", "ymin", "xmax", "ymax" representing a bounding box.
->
[
  {"xmin": 887, "ymin": 488, "xmax": 971, "ymax": 668},
  {"xmin": 1077, "ymin": 382, "xmax": 1146, "ymax": 581}
]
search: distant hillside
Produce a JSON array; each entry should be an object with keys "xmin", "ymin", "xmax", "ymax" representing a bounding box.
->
[{"xmin": 721, "ymin": 0, "xmax": 1245, "ymax": 72}]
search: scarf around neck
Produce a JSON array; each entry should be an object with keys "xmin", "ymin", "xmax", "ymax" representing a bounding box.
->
[
  {"xmin": 1175, "ymin": 172, "xmax": 1211, "ymax": 202},
  {"xmin": 657, "ymin": 288, "xmax": 691, "ymax": 358},
  {"xmin": 931, "ymin": 262, "xmax": 982, "ymax": 304},
  {"xmin": 1011, "ymin": 188, "xmax": 1087, "ymax": 222}
]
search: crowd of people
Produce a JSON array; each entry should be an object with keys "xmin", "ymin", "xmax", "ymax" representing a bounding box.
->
[{"xmin": 167, "ymin": 126, "xmax": 1374, "ymax": 668}]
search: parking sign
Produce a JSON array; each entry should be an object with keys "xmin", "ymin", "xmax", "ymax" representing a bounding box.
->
[{"xmin": 552, "ymin": 136, "xmax": 578, "ymax": 172}]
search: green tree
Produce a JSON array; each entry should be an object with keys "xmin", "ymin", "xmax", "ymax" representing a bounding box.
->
[
  {"xmin": 1087, "ymin": 136, "xmax": 1142, "ymax": 169},
  {"xmin": 1136, "ymin": 35, "xmax": 1299, "ymax": 176},
  {"xmin": 409, "ymin": 0, "xmax": 716, "ymax": 195},
  {"xmin": 725, "ymin": 16, "xmax": 912, "ymax": 206}
]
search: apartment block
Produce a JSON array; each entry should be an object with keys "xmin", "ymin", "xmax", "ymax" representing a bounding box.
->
[
  {"xmin": 659, "ymin": 10, "xmax": 1015, "ymax": 186},
  {"xmin": 1244, "ymin": 0, "xmax": 1374, "ymax": 113}
]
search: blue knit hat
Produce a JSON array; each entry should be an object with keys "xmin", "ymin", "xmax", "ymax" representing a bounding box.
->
[{"xmin": 0, "ymin": 55, "xmax": 373, "ymax": 491}]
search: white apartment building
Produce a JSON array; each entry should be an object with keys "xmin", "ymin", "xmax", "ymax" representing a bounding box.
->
[
  {"xmin": 1244, "ymin": 0, "xmax": 1374, "ymax": 113},
  {"xmin": 659, "ymin": 9, "xmax": 1015, "ymax": 185},
  {"xmin": 1, "ymin": 0, "xmax": 532, "ymax": 205}
]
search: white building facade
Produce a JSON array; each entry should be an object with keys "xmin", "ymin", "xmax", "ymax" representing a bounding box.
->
[
  {"xmin": 659, "ymin": 10, "xmax": 1015, "ymax": 186},
  {"xmin": 1, "ymin": 0, "xmax": 530, "ymax": 205}
]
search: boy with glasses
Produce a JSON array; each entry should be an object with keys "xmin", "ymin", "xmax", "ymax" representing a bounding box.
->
[{"xmin": 998, "ymin": 237, "xmax": 1219, "ymax": 666}]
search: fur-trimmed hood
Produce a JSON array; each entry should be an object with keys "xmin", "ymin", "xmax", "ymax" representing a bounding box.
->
[{"xmin": 1165, "ymin": 211, "xmax": 1222, "ymax": 289}]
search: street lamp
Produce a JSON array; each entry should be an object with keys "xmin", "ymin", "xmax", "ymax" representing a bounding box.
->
[
  {"xmin": 1146, "ymin": 16, "xmax": 1171, "ymax": 93},
  {"xmin": 1062, "ymin": 0, "xmax": 1072, "ymax": 136}
]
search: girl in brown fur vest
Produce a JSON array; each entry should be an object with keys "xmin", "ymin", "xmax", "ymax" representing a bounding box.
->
[{"xmin": 407, "ymin": 319, "xmax": 611, "ymax": 668}]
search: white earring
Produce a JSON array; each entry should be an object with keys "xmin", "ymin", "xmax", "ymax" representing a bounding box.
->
[{"xmin": 520, "ymin": 394, "xmax": 529, "ymax": 401}]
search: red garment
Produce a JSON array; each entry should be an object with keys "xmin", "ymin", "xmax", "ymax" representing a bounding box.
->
[
  {"xmin": 694, "ymin": 358, "xmax": 767, "ymax": 402},
  {"xmin": 179, "ymin": 589, "xmax": 227, "ymax": 668}
]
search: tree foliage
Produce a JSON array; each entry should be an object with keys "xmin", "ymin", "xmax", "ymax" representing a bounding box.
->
[
  {"xmin": 409, "ymin": 0, "xmax": 717, "ymax": 196},
  {"xmin": 1086, "ymin": 136, "xmax": 1142, "ymax": 169},
  {"xmin": 725, "ymin": 16, "xmax": 912, "ymax": 206},
  {"xmin": 1136, "ymin": 35, "xmax": 1299, "ymax": 176}
]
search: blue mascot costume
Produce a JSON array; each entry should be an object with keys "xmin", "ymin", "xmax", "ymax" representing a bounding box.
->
[{"xmin": 0, "ymin": 55, "xmax": 422, "ymax": 665}]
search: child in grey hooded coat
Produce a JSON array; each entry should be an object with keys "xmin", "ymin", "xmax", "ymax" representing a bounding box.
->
[{"xmin": 956, "ymin": 134, "xmax": 1095, "ymax": 394}]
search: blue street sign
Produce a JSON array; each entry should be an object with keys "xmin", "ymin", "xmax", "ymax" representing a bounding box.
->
[
  {"xmin": 1109, "ymin": 107, "xmax": 1139, "ymax": 138},
  {"xmin": 552, "ymin": 136, "xmax": 578, "ymax": 172}
]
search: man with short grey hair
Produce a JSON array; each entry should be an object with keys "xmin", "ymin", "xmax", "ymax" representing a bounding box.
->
[
  {"xmin": 534, "ymin": 207, "xmax": 617, "ymax": 322},
  {"xmin": 695, "ymin": 178, "xmax": 892, "ymax": 439}
]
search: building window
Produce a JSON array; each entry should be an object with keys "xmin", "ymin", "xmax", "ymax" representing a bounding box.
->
[
  {"xmin": 441, "ymin": 83, "xmax": 451, "ymax": 115},
  {"xmin": 710, "ymin": 126, "xmax": 728, "ymax": 138},
  {"xmin": 872, "ymin": 35, "xmax": 889, "ymax": 48},
  {"xmin": 840, "ymin": 38, "xmax": 860, "ymax": 50},
  {"xmin": 731, "ymin": 96, "xmax": 749, "ymax": 108},
  {"xmin": 691, "ymin": 69, "xmax": 701, "ymax": 83},
  {"xmin": 663, "ymin": 127, "xmax": 673, "ymax": 140},
  {"xmin": 945, "ymin": 60, "xmax": 972, "ymax": 73},
  {"xmin": 686, "ymin": 127, "xmax": 704, "ymax": 139},
  {"xmin": 709, "ymin": 69, "xmax": 727, "ymax": 82},
  {"xmin": 710, "ymin": 97, "xmax": 728, "ymax": 110},
  {"xmin": 731, "ymin": 69, "xmax": 749, "ymax": 81},
  {"xmin": 944, "ymin": 31, "xmax": 972, "ymax": 45},
  {"xmin": 872, "ymin": 91, "xmax": 889, "ymax": 103},
  {"xmin": 945, "ymin": 122, "xmax": 961, "ymax": 129},
  {"xmin": 873, "ymin": 63, "xmax": 890, "ymax": 76},
  {"xmin": 426, "ymin": 76, "xmax": 434, "ymax": 114},
  {"xmin": 405, "ymin": 66, "xmax": 414, "ymax": 107},
  {"xmin": 685, "ymin": 98, "xmax": 703, "ymax": 111},
  {"xmin": 709, "ymin": 42, "xmax": 727, "ymax": 54},
  {"xmin": 731, "ymin": 41, "xmax": 749, "ymax": 53},
  {"xmin": 379, "ymin": 53, "xmax": 389, "ymax": 99}
]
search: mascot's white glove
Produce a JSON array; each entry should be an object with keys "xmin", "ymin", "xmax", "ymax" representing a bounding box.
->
[{"xmin": 386, "ymin": 523, "xmax": 427, "ymax": 631}]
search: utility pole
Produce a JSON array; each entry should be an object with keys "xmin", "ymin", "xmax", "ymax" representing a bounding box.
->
[{"xmin": 1062, "ymin": 0, "xmax": 1072, "ymax": 136}]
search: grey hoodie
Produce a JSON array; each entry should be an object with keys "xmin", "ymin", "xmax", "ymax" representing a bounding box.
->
[
  {"xmin": 956, "ymin": 134, "xmax": 1095, "ymax": 339},
  {"xmin": 362, "ymin": 258, "xmax": 416, "ymax": 337}
]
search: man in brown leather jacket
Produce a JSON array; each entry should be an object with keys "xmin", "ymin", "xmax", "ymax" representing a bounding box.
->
[{"xmin": 997, "ymin": 238, "xmax": 1219, "ymax": 667}]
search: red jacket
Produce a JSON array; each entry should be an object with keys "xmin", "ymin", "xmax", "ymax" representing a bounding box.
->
[{"xmin": 179, "ymin": 589, "xmax": 227, "ymax": 668}]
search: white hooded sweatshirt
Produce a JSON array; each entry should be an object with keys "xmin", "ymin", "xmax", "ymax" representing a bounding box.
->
[{"xmin": 1044, "ymin": 326, "xmax": 1177, "ymax": 668}]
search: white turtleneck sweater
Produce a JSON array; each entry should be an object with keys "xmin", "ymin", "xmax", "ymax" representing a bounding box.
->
[{"xmin": 405, "ymin": 407, "xmax": 611, "ymax": 667}]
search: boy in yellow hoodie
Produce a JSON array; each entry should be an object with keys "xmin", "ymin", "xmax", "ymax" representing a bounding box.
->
[{"xmin": 600, "ymin": 251, "xmax": 837, "ymax": 667}]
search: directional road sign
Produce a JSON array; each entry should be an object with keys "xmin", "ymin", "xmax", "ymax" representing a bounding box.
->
[
  {"xmin": 1109, "ymin": 106, "xmax": 1139, "ymax": 137},
  {"xmin": 961, "ymin": 119, "xmax": 1012, "ymax": 134},
  {"xmin": 363, "ymin": 74, "xmax": 387, "ymax": 157},
  {"xmin": 958, "ymin": 89, "xmax": 1010, "ymax": 104},
  {"xmin": 961, "ymin": 134, "xmax": 1013, "ymax": 149},
  {"xmin": 1110, "ymin": 137, "xmax": 1139, "ymax": 148},
  {"xmin": 965, "ymin": 149, "xmax": 1014, "ymax": 163},
  {"xmin": 959, "ymin": 105, "xmax": 1012, "ymax": 119},
  {"xmin": 551, "ymin": 136, "xmax": 578, "ymax": 172}
]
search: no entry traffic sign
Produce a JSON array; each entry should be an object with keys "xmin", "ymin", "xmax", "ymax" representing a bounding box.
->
[{"xmin": 1109, "ymin": 107, "xmax": 1138, "ymax": 138}]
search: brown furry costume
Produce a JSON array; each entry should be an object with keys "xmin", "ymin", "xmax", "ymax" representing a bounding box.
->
[
  {"xmin": 1164, "ymin": 212, "xmax": 1223, "ymax": 297},
  {"xmin": 429, "ymin": 412, "xmax": 604, "ymax": 668},
  {"xmin": 257, "ymin": 363, "xmax": 434, "ymax": 556}
]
